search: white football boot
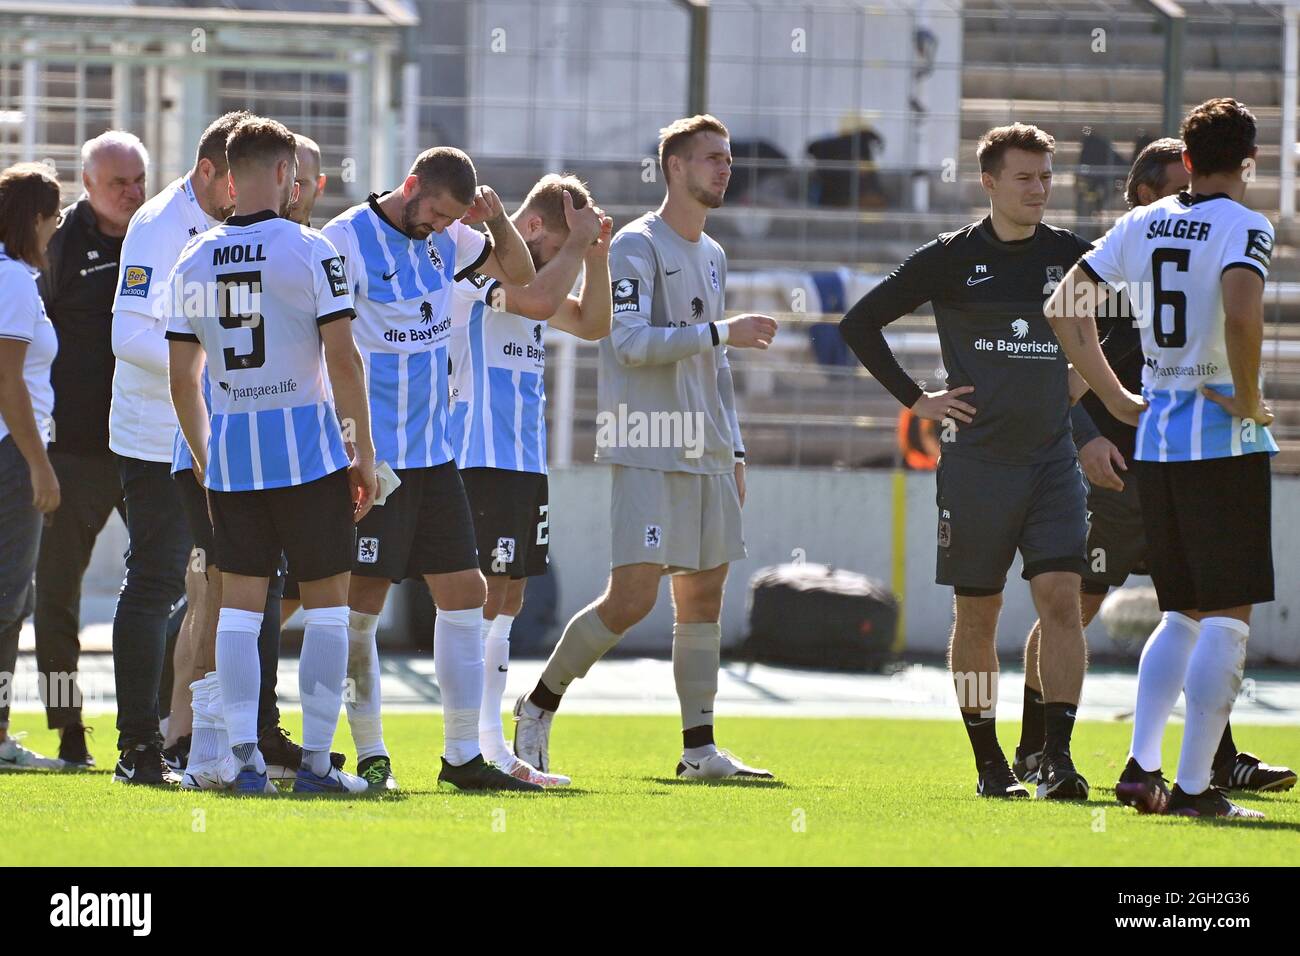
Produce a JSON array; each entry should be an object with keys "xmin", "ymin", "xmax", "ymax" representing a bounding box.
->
[
  {"xmin": 0, "ymin": 733, "xmax": 65, "ymax": 770},
  {"xmin": 495, "ymin": 752, "xmax": 571, "ymax": 787},
  {"xmin": 512, "ymin": 695, "xmax": 555, "ymax": 773},
  {"xmin": 181, "ymin": 753, "xmax": 241, "ymax": 790},
  {"xmin": 292, "ymin": 764, "xmax": 370, "ymax": 795},
  {"xmin": 676, "ymin": 748, "xmax": 774, "ymax": 780},
  {"xmin": 181, "ymin": 753, "xmax": 275, "ymax": 793}
]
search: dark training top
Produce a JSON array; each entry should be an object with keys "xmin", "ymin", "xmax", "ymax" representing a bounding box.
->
[
  {"xmin": 840, "ymin": 216, "xmax": 1093, "ymax": 465},
  {"xmin": 39, "ymin": 199, "xmax": 125, "ymax": 456},
  {"xmin": 1075, "ymin": 312, "xmax": 1142, "ymax": 461}
]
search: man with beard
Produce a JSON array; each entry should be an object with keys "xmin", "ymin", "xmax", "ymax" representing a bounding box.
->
[
  {"xmin": 321, "ymin": 146, "xmax": 541, "ymax": 792},
  {"xmin": 446, "ymin": 173, "xmax": 610, "ymax": 786}
]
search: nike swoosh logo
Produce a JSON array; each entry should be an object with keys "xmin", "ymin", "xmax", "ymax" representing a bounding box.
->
[
  {"xmin": 383, "ymin": 269, "xmax": 399, "ymax": 281},
  {"xmin": 967, "ymin": 718, "xmax": 993, "ymax": 727},
  {"xmin": 666, "ymin": 268, "xmax": 681, "ymax": 275},
  {"xmin": 700, "ymin": 709, "xmax": 713, "ymax": 714},
  {"xmin": 117, "ymin": 764, "xmax": 136, "ymax": 779},
  {"xmin": 684, "ymin": 760, "xmax": 700, "ymax": 770},
  {"xmin": 497, "ymin": 665, "xmax": 508, "ymax": 672},
  {"xmin": 966, "ymin": 275, "xmax": 994, "ymax": 286}
]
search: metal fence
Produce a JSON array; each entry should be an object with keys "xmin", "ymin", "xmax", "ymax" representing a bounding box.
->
[{"xmin": 2, "ymin": 0, "xmax": 1298, "ymax": 469}]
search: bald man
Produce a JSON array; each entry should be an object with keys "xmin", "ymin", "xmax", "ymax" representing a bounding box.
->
[{"xmin": 286, "ymin": 134, "xmax": 326, "ymax": 227}]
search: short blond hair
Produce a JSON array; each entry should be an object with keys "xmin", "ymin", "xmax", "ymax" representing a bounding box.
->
[
  {"xmin": 519, "ymin": 173, "xmax": 591, "ymax": 234},
  {"xmin": 976, "ymin": 123, "xmax": 1055, "ymax": 176},
  {"xmin": 658, "ymin": 114, "xmax": 729, "ymax": 182}
]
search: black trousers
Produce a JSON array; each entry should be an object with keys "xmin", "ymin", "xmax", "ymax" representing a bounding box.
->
[{"xmin": 33, "ymin": 451, "xmax": 124, "ymax": 729}]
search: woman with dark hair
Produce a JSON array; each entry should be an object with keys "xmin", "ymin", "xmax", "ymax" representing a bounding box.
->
[{"xmin": 0, "ymin": 162, "xmax": 64, "ymax": 770}]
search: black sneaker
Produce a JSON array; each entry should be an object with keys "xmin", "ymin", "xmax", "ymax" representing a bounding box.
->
[
  {"xmin": 1211, "ymin": 752, "xmax": 1297, "ymax": 793},
  {"xmin": 259, "ymin": 725, "xmax": 345, "ymax": 780},
  {"xmin": 1036, "ymin": 751, "xmax": 1090, "ymax": 800},
  {"xmin": 57, "ymin": 724, "xmax": 95, "ymax": 769},
  {"xmin": 438, "ymin": 754, "xmax": 543, "ymax": 792},
  {"xmin": 162, "ymin": 734, "xmax": 191, "ymax": 774},
  {"xmin": 1115, "ymin": 756, "xmax": 1170, "ymax": 814},
  {"xmin": 1167, "ymin": 784, "xmax": 1264, "ymax": 819},
  {"xmin": 113, "ymin": 742, "xmax": 181, "ymax": 786},
  {"xmin": 1012, "ymin": 747, "xmax": 1042, "ymax": 784},
  {"xmin": 357, "ymin": 754, "xmax": 399, "ymax": 791},
  {"xmin": 977, "ymin": 754, "xmax": 1030, "ymax": 798}
]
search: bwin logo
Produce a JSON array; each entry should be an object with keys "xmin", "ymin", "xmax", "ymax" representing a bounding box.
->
[
  {"xmin": 1011, "ymin": 318, "xmax": 1029, "ymax": 339},
  {"xmin": 50, "ymin": 886, "xmax": 151, "ymax": 936}
]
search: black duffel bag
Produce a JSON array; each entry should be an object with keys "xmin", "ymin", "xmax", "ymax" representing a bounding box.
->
[{"xmin": 740, "ymin": 563, "xmax": 898, "ymax": 672}]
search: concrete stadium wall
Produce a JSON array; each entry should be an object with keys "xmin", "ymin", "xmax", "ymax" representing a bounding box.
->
[
  {"xmin": 547, "ymin": 465, "xmax": 1300, "ymax": 664},
  {"xmin": 77, "ymin": 465, "xmax": 1299, "ymax": 664}
]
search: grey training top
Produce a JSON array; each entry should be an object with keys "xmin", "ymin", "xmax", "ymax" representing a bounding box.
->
[{"xmin": 596, "ymin": 212, "xmax": 744, "ymax": 475}]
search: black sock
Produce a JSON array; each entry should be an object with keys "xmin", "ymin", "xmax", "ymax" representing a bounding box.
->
[
  {"xmin": 1213, "ymin": 720, "xmax": 1238, "ymax": 770},
  {"xmin": 529, "ymin": 680, "xmax": 563, "ymax": 713},
  {"xmin": 1043, "ymin": 702, "xmax": 1077, "ymax": 757},
  {"xmin": 1019, "ymin": 684, "xmax": 1045, "ymax": 755},
  {"xmin": 683, "ymin": 725, "xmax": 715, "ymax": 750},
  {"xmin": 961, "ymin": 711, "xmax": 1002, "ymax": 766}
]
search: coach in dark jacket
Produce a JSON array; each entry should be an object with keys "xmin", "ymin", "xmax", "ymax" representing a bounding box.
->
[{"xmin": 33, "ymin": 131, "xmax": 147, "ymax": 767}]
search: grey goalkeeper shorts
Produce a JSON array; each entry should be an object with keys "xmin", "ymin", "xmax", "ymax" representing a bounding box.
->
[
  {"xmin": 610, "ymin": 464, "xmax": 746, "ymax": 574},
  {"xmin": 934, "ymin": 452, "xmax": 1088, "ymax": 593}
]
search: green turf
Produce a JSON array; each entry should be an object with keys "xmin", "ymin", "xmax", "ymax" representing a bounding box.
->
[{"xmin": 2, "ymin": 714, "xmax": 1297, "ymax": 865}]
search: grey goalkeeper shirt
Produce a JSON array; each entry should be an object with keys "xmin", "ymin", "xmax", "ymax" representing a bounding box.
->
[{"xmin": 596, "ymin": 212, "xmax": 744, "ymax": 475}]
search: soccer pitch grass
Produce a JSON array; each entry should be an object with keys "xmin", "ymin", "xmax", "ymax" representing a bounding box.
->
[{"xmin": 3, "ymin": 714, "xmax": 1297, "ymax": 866}]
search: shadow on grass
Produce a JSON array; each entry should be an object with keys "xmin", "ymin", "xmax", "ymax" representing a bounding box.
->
[{"xmin": 642, "ymin": 775, "xmax": 790, "ymax": 790}]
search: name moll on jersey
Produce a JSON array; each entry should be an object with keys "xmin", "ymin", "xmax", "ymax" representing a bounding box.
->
[{"xmin": 211, "ymin": 242, "xmax": 267, "ymax": 266}]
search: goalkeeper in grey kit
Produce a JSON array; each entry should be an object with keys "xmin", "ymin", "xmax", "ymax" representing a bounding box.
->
[{"xmin": 512, "ymin": 115, "xmax": 779, "ymax": 781}]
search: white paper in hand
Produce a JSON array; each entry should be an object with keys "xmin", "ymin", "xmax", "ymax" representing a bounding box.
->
[{"xmin": 374, "ymin": 462, "xmax": 401, "ymax": 506}]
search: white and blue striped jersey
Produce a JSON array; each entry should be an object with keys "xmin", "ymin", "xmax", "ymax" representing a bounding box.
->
[
  {"xmin": 164, "ymin": 211, "xmax": 355, "ymax": 491},
  {"xmin": 170, "ymin": 373, "xmax": 211, "ymax": 474},
  {"xmin": 1080, "ymin": 191, "xmax": 1277, "ymax": 462},
  {"xmin": 447, "ymin": 272, "xmax": 548, "ymax": 474},
  {"xmin": 321, "ymin": 194, "xmax": 491, "ymax": 471}
]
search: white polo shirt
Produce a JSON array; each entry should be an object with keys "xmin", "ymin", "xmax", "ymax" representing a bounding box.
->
[
  {"xmin": 110, "ymin": 176, "xmax": 216, "ymax": 462},
  {"xmin": 0, "ymin": 241, "xmax": 58, "ymax": 446}
]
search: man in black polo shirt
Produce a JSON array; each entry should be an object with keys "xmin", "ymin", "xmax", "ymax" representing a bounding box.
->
[
  {"xmin": 34, "ymin": 131, "xmax": 147, "ymax": 766},
  {"xmin": 840, "ymin": 124, "xmax": 1092, "ymax": 801}
]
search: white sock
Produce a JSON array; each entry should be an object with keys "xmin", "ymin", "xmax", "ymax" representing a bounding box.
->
[
  {"xmin": 215, "ymin": 608, "xmax": 263, "ymax": 767},
  {"xmin": 1130, "ymin": 611, "xmax": 1200, "ymax": 772},
  {"xmin": 206, "ymin": 671, "xmax": 229, "ymax": 755},
  {"xmin": 188, "ymin": 677, "xmax": 219, "ymax": 766},
  {"xmin": 479, "ymin": 614, "xmax": 514, "ymax": 762},
  {"xmin": 345, "ymin": 610, "xmax": 386, "ymax": 761},
  {"xmin": 1176, "ymin": 617, "xmax": 1249, "ymax": 795},
  {"xmin": 300, "ymin": 606, "xmax": 350, "ymax": 776},
  {"xmin": 435, "ymin": 606, "xmax": 484, "ymax": 766}
]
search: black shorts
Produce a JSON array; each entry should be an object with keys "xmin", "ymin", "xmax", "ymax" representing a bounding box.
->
[
  {"xmin": 353, "ymin": 460, "xmax": 479, "ymax": 582},
  {"xmin": 935, "ymin": 453, "xmax": 1088, "ymax": 593},
  {"xmin": 173, "ymin": 467, "xmax": 216, "ymax": 570},
  {"xmin": 208, "ymin": 468, "xmax": 355, "ymax": 582},
  {"xmin": 460, "ymin": 467, "xmax": 549, "ymax": 579},
  {"xmin": 1134, "ymin": 453, "xmax": 1273, "ymax": 613},
  {"xmin": 1081, "ymin": 474, "xmax": 1148, "ymax": 595},
  {"xmin": 282, "ymin": 568, "xmax": 300, "ymax": 601}
]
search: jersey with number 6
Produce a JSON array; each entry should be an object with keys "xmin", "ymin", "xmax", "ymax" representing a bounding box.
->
[
  {"xmin": 164, "ymin": 211, "xmax": 355, "ymax": 491},
  {"xmin": 1080, "ymin": 191, "xmax": 1277, "ymax": 462}
]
